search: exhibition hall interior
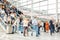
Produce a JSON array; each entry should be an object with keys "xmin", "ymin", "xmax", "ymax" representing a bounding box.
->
[{"xmin": 0, "ymin": 0, "xmax": 60, "ymax": 40}]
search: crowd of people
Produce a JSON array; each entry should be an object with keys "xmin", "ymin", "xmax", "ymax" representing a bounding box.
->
[{"xmin": 0, "ymin": 0, "xmax": 60, "ymax": 37}]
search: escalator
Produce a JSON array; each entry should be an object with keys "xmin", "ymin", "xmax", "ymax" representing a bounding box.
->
[
  {"xmin": 0, "ymin": 15, "xmax": 19, "ymax": 33},
  {"xmin": 0, "ymin": 19, "xmax": 7, "ymax": 32}
]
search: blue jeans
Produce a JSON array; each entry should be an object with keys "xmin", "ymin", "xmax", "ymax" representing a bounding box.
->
[
  {"xmin": 14, "ymin": 26, "xmax": 17, "ymax": 32},
  {"xmin": 19, "ymin": 25, "xmax": 24, "ymax": 32},
  {"xmin": 32, "ymin": 25, "xmax": 39, "ymax": 37},
  {"xmin": 12, "ymin": 26, "xmax": 14, "ymax": 33},
  {"xmin": 50, "ymin": 28, "xmax": 54, "ymax": 35},
  {"xmin": 38, "ymin": 27, "xmax": 40, "ymax": 35}
]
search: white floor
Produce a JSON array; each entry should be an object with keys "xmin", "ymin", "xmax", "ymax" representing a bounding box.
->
[{"xmin": 0, "ymin": 30, "xmax": 60, "ymax": 40}]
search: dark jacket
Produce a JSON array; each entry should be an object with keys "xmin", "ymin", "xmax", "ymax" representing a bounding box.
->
[{"xmin": 49, "ymin": 20, "xmax": 54, "ymax": 29}]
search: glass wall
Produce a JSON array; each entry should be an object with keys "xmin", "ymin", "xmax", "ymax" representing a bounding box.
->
[
  {"xmin": 7, "ymin": 0, "xmax": 60, "ymax": 20},
  {"xmin": 18, "ymin": 0, "xmax": 58, "ymax": 15},
  {"xmin": 7, "ymin": 0, "xmax": 60, "ymax": 14}
]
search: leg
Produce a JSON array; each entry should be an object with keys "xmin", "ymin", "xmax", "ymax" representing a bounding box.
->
[
  {"xmin": 23, "ymin": 27, "xmax": 25, "ymax": 36},
  {"xmin": 12, "ymin": 26, "xmax": 14, "ymax": 34},
  {"xmin": 50, "ymin": 30, "xmax": 52, "ymax": 35},
  {"xmin": 26, "ymin": 27, "xmax": 28, "ymax": 36},
  {"xmin": 35, "ymin": 26, "xmax": 39, "ymax": 37},
  {"xmin": 38, "ymin": 27, "xmax": 40, "ymax": 35},
  {"xmin": 44, "ymin": 27, "xmax": 46, "ymax": 32}
]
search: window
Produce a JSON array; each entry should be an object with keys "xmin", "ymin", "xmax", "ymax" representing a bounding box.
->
[
  {"xmin": 58, "ymin": 9, "xmax": 60, "ymax": 13},
  {"xmin": 48, "ymin": 0, "xmax": 56, "ymax": 4},
  {"xmin": 33, "ymin": 0, "xmax": 39, "ymax": 3},
  {"xmin": 23, "ymin": 6, "xmax": 28, "ymax": 8},
  {"xmin": 33, "ymin": 7, "xmax": 40, "ymax": 11},
  {"xmin": 27, "ymin": 5, "xmax": 32, "ymax": 8},
  {"xmin": 28, "ymin": 1, "xmax": 31, "ymax": 4},
  {"xmin": 22, "ymin": 0, "xmax": 28, "ymax": 3},
  {"xmin": 58, "ymin": 3, "xmax": 60, "ymax": 8},
  {"xmin": 40, "ymin": 1, "xmax": 47, "ymax": 6},
  {"xmin": 48, "ymin": 4, "xmax": 56, "ymax": 9},
  {"xmin": 58, "ymin": 0, "xmax": 60, "ymax": 2},
  {"xmin": 33, "ymin": 3, "xmax": 39, "ymax": 7},
  {"xmin": 40, "ymin": 6, "xmax": 47, "ymax": 11},
  {"xmin": 48, "ymin": 9, "xmax": 56, "ymax": 14},
  {"xmin": 21, "ymin": 2, "xmax": 28, "ymax": 6}
]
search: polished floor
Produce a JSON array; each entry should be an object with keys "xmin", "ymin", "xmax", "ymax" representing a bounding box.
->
[{"xmin": 0, "ymin": 28, "xmax": 60, "ymax": 40}]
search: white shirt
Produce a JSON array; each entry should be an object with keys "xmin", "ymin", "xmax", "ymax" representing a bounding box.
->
[
  {"xmin": 0, "ymin": 8, "xmax": 5, "ymax": 14},
  {"xmin": 10, "ymin": 13, "xmax": 15, "ymax": 17},
  {"xmin": 23, "ymin": 20, "xmax": 29, "ymax": 27},
  {"xmin": 32, "ymin": 19, "xmax": 38, "ymax": 25}
]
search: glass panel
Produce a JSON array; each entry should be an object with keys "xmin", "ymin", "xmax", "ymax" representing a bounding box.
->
[
  {"xmin": 28, "ymin": 1, "xmax": 31, "ymax": 4},
  {"xmin": 58, "ymin": 0, "xmax": 60, "ymax": 2},
  {"xmin": 33, "ymin": 7, "xmax": 39, "ymax": 10},
  {"xmin": 21, "ymin": 2, "xmax": 28, "ymax": 6},
  {"xmin": 48, "ymin": 4, "xmax": 56, "ymax": 9},
  {"xmin": 18, "ymin": 0, "xmax": 22, "ymax": 2},
  {"xmin": 33, "ymin": 3, "xmax": 39, "ymax": 7},
  {"xmin": 22, "ymin": 0, "xmax": 28, "ymax": 3},
  {"xmin": 58, "ymin": 3, "xmax": 60, "ymax": 8},
  {"xmin": 23, "ymin": 6, "xmax": 28, "ymax": 8},
  {"xmin": 33, "ymin": 0, "xmax": 39, "ymax": 3},
  {"xmin": 27, "ymin": 5, "xmax": 32, "ymax": 8},
  {"xmin": 40, "ymin": 6, "xmax": 47, "ymax": 11},
  {"xmin": 48, "ymin": 9, "xmax": 56, "ymax": 14},
  {"xmin": 42, "ymin": 10, "xmax": 47, "ymax": 14},
  {"xmin": 58, "ymin": 9, "xmax": 60, "ymax": 13},
  {"xmin": 40, "ymin": 1, "xmax": 47, "ymax": 6},
  {"xmin": 48, "ymin": 0, "xmax": 56, "ymax": 4}
]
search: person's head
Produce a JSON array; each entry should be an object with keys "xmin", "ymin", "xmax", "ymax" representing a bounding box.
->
[
  {"xmin": 6, "ymin": 1, "xmax": 10, "ymax": 4},
  {"xmin": 38, "ymin": 20, "xmax": 41, "ymax": 23},
  {"xmin": 12, "ymin": 6, "xmax": 16, "ymax": 9},
  {"xmin": 3, "ymin": 0, "xmax": 6, "ymax": 2},
  {"xmin": 20, "ymin": 13, "xmax": 24, "ymax": 16},
  {"xmin": 2, "ymin": 4, "xmax": 5, "ymax": 9},
  {"xmin": 34, "ymin": 16, "xmax": 37, "ymax": 19}
]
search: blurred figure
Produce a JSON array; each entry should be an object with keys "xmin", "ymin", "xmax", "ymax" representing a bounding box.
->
[
  {"xmin": 23, "ymin": 18, "xmax": 29, "ymax": 36},
  {"xmin": 43, "ymin": 22, "xmax": 46, "ymax": 32},
  {"xmin": 19, "ymin": 13, "xmax": 24, "ymax": 33},
  {"xmin": 49, "ymin": 20, "xmax": 55, "ymax": 35},
  {"xmin": 45, "ymin": 21, "xmax": 49, "ymax": 32},
  {"xmin": 38, "ymin": 20, "xmax": 41, "ymax": 35},
  {"xmin": 5, "ymin": 7, "xmax": 10, "ymax": 16},
  {"xmin": 7, "ymin": 15, "xmax": 12, "ymax": 34},
  {"xmin": 57, "ymin": 20, "xmax": 60, "ymax": 32},
  {"xmin": 32, "ymin": 16, "xmax": 39, "ymax": 37}
]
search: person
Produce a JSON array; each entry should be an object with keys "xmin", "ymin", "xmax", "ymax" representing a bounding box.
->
[
  {"xmin": 6, "ymin": 15, "xmax": 12, "ymax": 34},
  {"xmin": 32, "ymin": 16, "xmax": 39, "ymax": 37},
  {"xmin": 43, "ymin": 22, "xmax": 46, "ymax": 32},
  {"xmin": 23, "ymin": 18, "xmax": 29, "ymax": 36},
  {"xmin": 49, "ymin": 20, "xmax": 55, "ymax": 35},
  {"xmin": 57, "ymin": 20, "xmax": 60, "ymax": 32},
  {"xmin": 19, "ymin": 13, "xmax": 24, "ymax": 33},
  {"xmin": 45, "ymin": 21, "xmax": 49, "ymax": 32},
  {"xmin": 5, "ymin": 7, "xmax": 10, "ymax": 16},
  {"xmin": 38, "ymin": 20, "xmax": 41, "ymax": 35},
  {"xmin": 0, "ymin": 4, "xmax": 5, "ymax": 19}
]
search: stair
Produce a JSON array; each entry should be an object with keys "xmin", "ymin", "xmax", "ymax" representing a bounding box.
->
[{"xmin": 0, "ymin": 26, "xmax": 5, "ymax": 32}]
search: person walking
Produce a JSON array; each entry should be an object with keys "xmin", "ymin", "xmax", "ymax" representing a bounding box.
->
[
  {"xmin": 49, "ymin": 20, "xmax": 55, "ymax": 35},
  {"xmin": 45, "ymin": 21, "xmax": 49, "ymax": 33},
  {"xmin": 38, "ymin": 20, "xmax": 41, "ymax": 35},
  {"xmin": 43, "ymin": 22, "xmax": 46, "ymax": 32},
  {"xmin": 32, "ymin": 16, "xmax": 39, "ymax": 37},
  {"xmin": 23, "ymin": 18, "xmax": 29, "ymax": 36}
]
